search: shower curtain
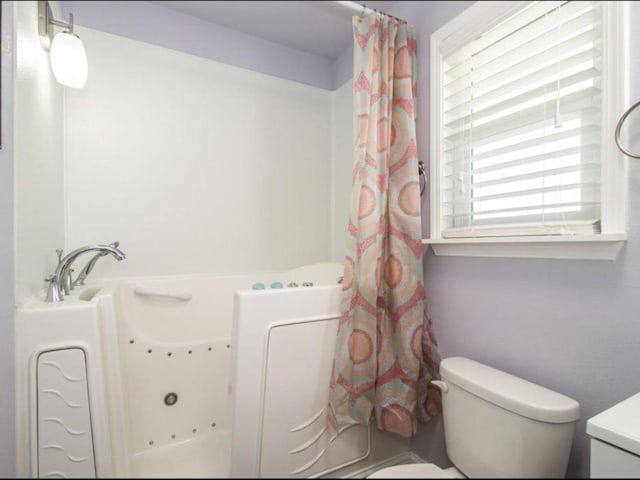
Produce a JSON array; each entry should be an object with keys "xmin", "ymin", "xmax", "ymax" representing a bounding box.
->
[{"xmin": 328, "ymin": 13, "xmax": 441, "ymax": 438}]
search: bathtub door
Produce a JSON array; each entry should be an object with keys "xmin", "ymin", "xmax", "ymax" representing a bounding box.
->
[
  {"xmin": 260, "ymin": 318, "xmax": 370, "ymax": 477},
  {"xmin": 230, "ymin": 285, "xmax": 370, "ymax": 478}
]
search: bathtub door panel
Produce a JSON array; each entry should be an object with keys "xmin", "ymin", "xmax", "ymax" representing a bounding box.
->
[
  {"xmin": 259, "ymin": 319, "xmax": 370, "ymax": 478},
  {"xmin": 37, "ymin": 348, "xmax": 97, "ymax": 478}
]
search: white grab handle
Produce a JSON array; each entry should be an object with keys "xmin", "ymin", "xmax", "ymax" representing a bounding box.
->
[{"xmin": 133, "ymin": 287, "xmax": 192, "ymax": 302}]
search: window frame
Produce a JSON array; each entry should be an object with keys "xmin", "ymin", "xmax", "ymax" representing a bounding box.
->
[{"xmin": 426, "ymin": 0, "xmax": 629, "ymax": 260}]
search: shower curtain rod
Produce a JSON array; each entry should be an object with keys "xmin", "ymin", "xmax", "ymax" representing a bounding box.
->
[{"xmin": 332, "ymin": 1, "xmax": 406, "ymax": 22}]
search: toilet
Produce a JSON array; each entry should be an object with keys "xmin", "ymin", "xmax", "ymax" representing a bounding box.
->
[{"xmin": 370, "ymin": 357, "xmax": 580, "ymax": 478}]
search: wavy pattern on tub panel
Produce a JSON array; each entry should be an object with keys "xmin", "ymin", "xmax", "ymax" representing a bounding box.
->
[{"xmin": 37, "ymin": 349, "xmax": 97, "ymax": 478}]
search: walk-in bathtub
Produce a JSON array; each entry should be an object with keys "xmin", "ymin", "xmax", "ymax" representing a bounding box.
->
[{"xmin": 15, "ymin": 265, "xmax": 411, "ymax": 478}]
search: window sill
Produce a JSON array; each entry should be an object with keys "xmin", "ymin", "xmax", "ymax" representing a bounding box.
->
[{"xmin": 423, "ymin": 234, "xmax": 626, "ymax": 261}]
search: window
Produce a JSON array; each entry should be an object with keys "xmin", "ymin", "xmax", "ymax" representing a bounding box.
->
[{"xmin": 428, "ymin": 1, "xmax": 628, "ymax": 260}]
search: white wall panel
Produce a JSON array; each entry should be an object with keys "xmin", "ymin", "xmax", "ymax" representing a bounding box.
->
[
  {"xmin": 0, "ymin": 2, "xmax": 16, "ymax": 476},
  {"xmin": 65, "ymin": 27, "xmax": 333, "ymax": 278},
  {"xmin": 330, "ymin": 78, "xmax": 354, "ymax": 264},
  {"xmin": 14, "ymin": 0, "xmax": 65, "ymax": 301}
]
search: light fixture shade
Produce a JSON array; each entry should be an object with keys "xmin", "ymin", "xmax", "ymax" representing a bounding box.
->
[{"xmin": 49, "ymin": 32, "xmax": 88, "ymax": 88}]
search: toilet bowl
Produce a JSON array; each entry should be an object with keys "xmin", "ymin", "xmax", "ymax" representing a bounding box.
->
[
  {"xmin": 368, "ymin": 357, "xmax": 580, "ymax": 478},
  {"xmin": 369, "ymin": 463, "xmax": 461, "ymax": 478}
]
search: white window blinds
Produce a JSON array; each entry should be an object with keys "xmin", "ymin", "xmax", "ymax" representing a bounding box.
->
[{"xmin": 441, "ymin": 0, "xmax": 603, "ymax": 238}]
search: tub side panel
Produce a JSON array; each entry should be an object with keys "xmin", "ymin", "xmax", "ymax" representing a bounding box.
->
[{"xmin": 230, "ymin": 285, "xmax": 410, "ymax": 478}]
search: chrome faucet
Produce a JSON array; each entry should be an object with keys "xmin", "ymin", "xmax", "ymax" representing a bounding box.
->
[
  {"xmin": 73, "ymin": 241, "xmax": 120, "ymax": 287},
  {"xmin": 55, "ymin": 248, "xmax": 70, "ymax": 295},
  {"xmin": 54, "ymin": 248, "xmax": 77, "ymax": 295},
  {"xmin": 45, "ymin": 244, "xmax": 126, "ymax": 302}
]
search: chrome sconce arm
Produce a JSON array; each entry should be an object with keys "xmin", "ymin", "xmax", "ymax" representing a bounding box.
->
[
  {"xmin": 37, "ymin": 0, "xmax": 88, "ymax": 89},
  {"xmin": 38, "ymin": 0, "xmax": 75, "ymax": 49}
]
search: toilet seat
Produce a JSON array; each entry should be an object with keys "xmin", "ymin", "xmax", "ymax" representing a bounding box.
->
[{"xmin": 368, "ymin": 463, "xmax": 454, "ymax": 478}]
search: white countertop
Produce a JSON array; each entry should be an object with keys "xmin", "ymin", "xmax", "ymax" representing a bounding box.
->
[{"xmin": 587, "ymin": 392, "xmax": 640, "ymax": 456}]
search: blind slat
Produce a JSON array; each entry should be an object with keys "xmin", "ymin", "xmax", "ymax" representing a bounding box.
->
[
  {"xmin": 443, "ymin": 87, "xmax": 599, "ymax": 146},
  {"xmin": 444, "ymin": 3, "xmax": 599, "ymax": 87},
  {"xmin": 444, "ymin": 48, "xmax": 599, "ymax": 118},
  {"xmin": 456, "ymin": 124, "xmax": 599, "ymax": 163},
  {"xmin": 445, "ymin": 201, "xmax": 599, "ymax": 219},
  {"xmin": 443, "ymin": 116, "xmax": 600, "ymax": 158},
  {"xmin": 470, "ymin": 163, "xmax": 599, "ymax": 191},
  {"xmin": 442, "ymin": 220, "xmax": 601, "ymax": 239},
  {"xmin": 450, "ymin": 181, "xmax": 598, "ymax": 203},
  {"xmin": 444, "ymin": 143, "xmax": 599, "ymax": 177},
  {"xmin": 444, "ymin": 1, "xmax": 573, "ymax": 70},
  {"xmin": 444, "ymin": 68, "xmax": 599, "ymax": 129}
]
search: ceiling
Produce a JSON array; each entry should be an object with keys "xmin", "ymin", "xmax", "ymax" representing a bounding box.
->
[{"xmin": 149, "ymin": 1, "xmax": 398, "ymax": 60}]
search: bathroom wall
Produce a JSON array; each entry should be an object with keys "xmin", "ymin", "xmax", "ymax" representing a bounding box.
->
[
  {"xmin": 5, "ymin": 0, "xmax": 67, "ymax": 474},
  {"xmin": 14, "ymin": 0, "xmax": 66, "ymax": 301},
  {"xmin": 391, "ymin": 1, "xmax": 640, "ymax": 478},
  {"xmin": 332, "ymin": 42, "xmax": 353, "ymax": 92},
  {"xmin": 65, "ymin": 27, "xmax": 333, "ymax": 278},
  {"xmin": 0, "ymin": 3, "xmax": 15, "ymax": 476},
  {"xmin": 330, "ymin": 78, "xmax": 353, "ymax": 263},
  {"xmin": 59, "ymin": 0, "xmax": 334, "ymax": 90}
]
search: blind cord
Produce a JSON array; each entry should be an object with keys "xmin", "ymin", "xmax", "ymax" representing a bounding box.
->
[{"xmin": 554, "ymin": 4, "xmax": 563, "ymax": 128}]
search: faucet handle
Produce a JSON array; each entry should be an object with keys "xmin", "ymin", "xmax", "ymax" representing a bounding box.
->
[
  {"xmin": 63, "ymin": 267, "xmax": 75, "ymax": 294},
  {"xmin": 44, "ymin": 274, "xmax": 63, "ymax": 302},
  {"xmin": 56, "ymin": 248, "xmax": 64, "ymax": 264}
]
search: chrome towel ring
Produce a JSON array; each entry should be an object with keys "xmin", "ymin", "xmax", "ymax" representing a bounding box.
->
[{"xmin": 615, "ymin": 99, "xmax": 640, "ymax": 159}]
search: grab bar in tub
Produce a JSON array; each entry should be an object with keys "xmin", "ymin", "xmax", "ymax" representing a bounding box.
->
[{"xmin": 133, "ymin": 287, "xmax": 192, "ymax": 302}]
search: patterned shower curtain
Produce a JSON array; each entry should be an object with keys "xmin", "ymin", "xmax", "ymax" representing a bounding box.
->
[{"xmin": 328, "ymin": 13, "xmax": 441, "ymax": 438}]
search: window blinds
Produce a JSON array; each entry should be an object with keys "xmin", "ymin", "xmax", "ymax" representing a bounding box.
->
[{"xmin": 441, "ymin": 1, "xmax": 602, "ymax": 238}]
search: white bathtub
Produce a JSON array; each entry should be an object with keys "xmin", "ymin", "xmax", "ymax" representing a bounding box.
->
[{"xmin": 15, "ymin": 265, "xmax": 411, "ymax": 478}]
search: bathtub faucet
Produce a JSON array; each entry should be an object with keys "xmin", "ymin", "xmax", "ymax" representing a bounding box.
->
[{"xmin": 45, "ymin": 244, "xmax": 126, "ymax": 302}]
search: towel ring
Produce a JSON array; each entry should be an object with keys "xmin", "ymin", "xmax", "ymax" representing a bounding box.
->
[
  {"xmin": 615, "ymin": 99, "xmax": 640, "ymax": 159},
  {"xmin": 418, "ymin": 160, "xmax": 427, "ymax": 197}
]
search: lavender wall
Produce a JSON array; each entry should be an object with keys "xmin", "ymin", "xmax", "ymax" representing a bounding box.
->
[
  {"xmin": 60, "ymin": 1, "xmax": 334, "ymax": 90},
  {"xmin": 332, "ymin": 41, "xmax": 353, "ymax": 90},
  {"xmin": 391, "ymin": 1, "xmax": 640, "ymax": 478}
]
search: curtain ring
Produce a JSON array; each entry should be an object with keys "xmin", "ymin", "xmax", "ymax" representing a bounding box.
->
[{"xmin": 360, "ymin": 4, "xmax": 366, "ymax": 18}]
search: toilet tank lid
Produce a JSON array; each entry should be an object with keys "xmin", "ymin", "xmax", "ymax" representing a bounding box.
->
[{"xmin": 440, "ymin": 357, "xmax": 580, "ymax": 423}]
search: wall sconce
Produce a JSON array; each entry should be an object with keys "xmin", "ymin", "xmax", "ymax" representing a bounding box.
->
[{"xmin": 37, "ymin": 0, "xmax": 88, "ymax": 88}]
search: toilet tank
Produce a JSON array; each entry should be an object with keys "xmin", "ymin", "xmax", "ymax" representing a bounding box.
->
[{"xmin": 438, "ymin": 357, "xmax": 580, "ymax": 478}]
